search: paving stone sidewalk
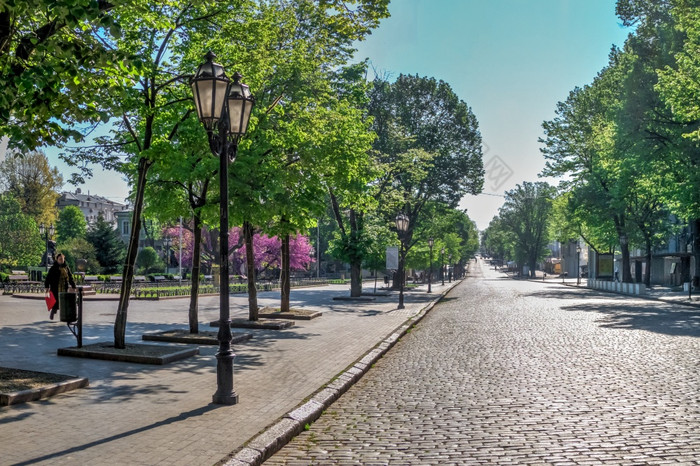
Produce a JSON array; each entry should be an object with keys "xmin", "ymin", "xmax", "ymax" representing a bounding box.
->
[{"xmin": 0, "ymin": 282, "xmax": 454, "ymax": 466}]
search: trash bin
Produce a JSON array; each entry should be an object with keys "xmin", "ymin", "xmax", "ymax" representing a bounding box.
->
[{"xmin": 59, "ymin": 292, "xmax": 77, "ymax": 323}]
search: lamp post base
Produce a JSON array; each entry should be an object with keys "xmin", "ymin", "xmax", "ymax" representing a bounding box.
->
[{"xmin": 213, "ymin": 350, "xmax": 238, "ymax": 405}]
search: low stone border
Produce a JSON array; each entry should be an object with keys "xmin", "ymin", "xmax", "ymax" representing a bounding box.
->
[
  {"xmin": 0, "ymin": 375, "xmax": 89, "ymax": 406},
  {"xmin": 587, "ymin": 278, "xmax": 647, "ymax": 296},
  {"xmin": 58, "ymin": 342, "xmax": 199, "ymax": 365},
  {"xmin": 219, "ymin": 279, "xmax": 463, "ymax": 466},
  {"xmin": 210, "ymin": 319, "xmax": 294, "ymax": 330},
  {"xmin": 257, "ymin": 308, "xmax": 322, "ymax": 320},
  {"xmin": 142, "ymin": 329, "xmax": 253, "ymax": 345}
]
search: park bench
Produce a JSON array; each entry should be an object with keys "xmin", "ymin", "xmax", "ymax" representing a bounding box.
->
[
  {"xmin": 153, "ymin": 275, "xmax": 166, "ymax": 282},
  {"xmin": 109, "ymin": 276, "xmax": 123, "ymax": 282},
  {"xmin": 134, "ymin": 275, "xmax": 147, "ymax": 282},
  {"xmin": 4, "ymin": 273, "xmax": 44, "ymax": 294}
]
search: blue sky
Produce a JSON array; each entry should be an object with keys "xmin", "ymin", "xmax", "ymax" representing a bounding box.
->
[
  {"xmin": 353, "ymin": 0, "xmax": 632, "ymax": 229},
  {"xmin": 43, "ymin": 0, "xmax": 631, "ymax": 230}
]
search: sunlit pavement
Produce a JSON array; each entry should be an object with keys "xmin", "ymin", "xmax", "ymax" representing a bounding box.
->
[
  {"xmin": 267, "ymin": 258, "xmax": 700, "ymax": 465},
  {"xmin": 0, "ymin": 281, "xmax": 451, "ymax": 466}
]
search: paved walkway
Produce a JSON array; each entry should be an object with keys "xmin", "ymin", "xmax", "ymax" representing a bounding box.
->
[
  {"xmin": 0, "ymin": 281, "xmax": 453, "ymax": 466},
  {"xmin": 267, "ymin": 259, "xmax": 700, "ymax": 464}
]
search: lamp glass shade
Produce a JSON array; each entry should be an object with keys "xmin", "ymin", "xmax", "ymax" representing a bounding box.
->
[
  {"xmin": 191, "ymin": 52, "xmax": 229, "ymax": 131},
  {"xmin": 39, "ymin": 223, "xmax": 45, "ymax": 235},
  {"xmin": 49, "ymin": 225, "xmax": 55, "ymax": 237},
  {"xmin": 395, "ymin": 213, "xmax": 409, "ymax": 233},
  {"xmin": 227, "ymin": 74, "xmax": 254, "ymax": 138},
  {"xmin": 428, "ymin": 238, "xmax": 434, "ymax": 248}
]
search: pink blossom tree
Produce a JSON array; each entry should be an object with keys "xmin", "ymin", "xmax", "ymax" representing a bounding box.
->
[{"xmin": 163, "ymin": 226, "xmax": 313, "ymax": 276}]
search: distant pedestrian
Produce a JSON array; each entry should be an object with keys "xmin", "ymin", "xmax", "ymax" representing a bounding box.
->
[
  {"xmin": 614, "ymin": 266, "xmax": 619, "ymax": 282},
  {"xmin": 44, "ymin": 253, "xmax": 76, "ymax": 320}
]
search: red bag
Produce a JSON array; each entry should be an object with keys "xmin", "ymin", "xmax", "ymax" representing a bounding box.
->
[{"xmin": 45, "ymin": 291, "xmax": 56, "ymax": 311}]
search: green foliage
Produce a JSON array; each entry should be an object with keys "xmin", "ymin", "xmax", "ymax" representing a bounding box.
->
[
  {"xmin": 497, "ymin": 182, "xmax": 555, "ymax": 275},
  {"xmin": 0, "ymin": 193, "xmax": 43, "ymax": 267},
  {"xmin": 0, "ymin": 150, "xmax": 62, "ymax": 225},
  {"xmin": 0, "ymin": 1, "xmax": 133, "ymax": 149},
  {"xmin": 136, "ymin": 246, "xmax": 164, "ymax": 273},
  {"xmin": 86, "ymin": 214, "xmax": 126, "ymax": 274},
  {"xmin": 369, "ymin": 74, "xmax": 484, "ymax": 209},
  {"xmin": 58, "ymin": 237, "xmax": 99, "ymax": 273},
  {"xmin": 56, "ymin": 205, "xmax": 87, "ymax": 244}
]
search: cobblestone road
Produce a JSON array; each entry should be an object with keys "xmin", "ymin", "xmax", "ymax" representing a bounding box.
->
[{"xmin": 266, "ymin": 259, "xmax": 700, "ymax": 465}]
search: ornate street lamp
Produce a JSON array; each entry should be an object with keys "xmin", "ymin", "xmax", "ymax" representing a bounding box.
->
[
  {"xmin": 39, "ymin": 223, "xmax": 55, "ymax": 272},
  {"xmin": 395, "ymin": 212, "xmax": 409, "ymax": 309},
  {"xmin": 191, "ymin": 51, "xmax": 254, "ymax": 405},
  {"xmin": 427, "ymin": 237, "xmax": 434, "ymax": 293},
  {"xmin": 576, "ymin": 244, "xmax": 581, "ymax": 286},
  {"xmin": 440, "ymin": 248, "xmax": 445, "ymax": 286}
]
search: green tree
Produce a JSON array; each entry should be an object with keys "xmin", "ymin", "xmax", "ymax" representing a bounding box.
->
[
  {"xmin": 0, "ymin": 150, "xmax": 62, "ymax": 225},
  {"xmin": 86, "ymin": 214, "xmax": 126, "ymax": 274},
  {"xmin": 136, "ymin": 246, "xmax": 163, "ymax": 273},
  {"xmin": 56, "ymin": 205, "xmax": 87, "ymax": 244},
  {"xmin": 498, "ymin": 182, "xmax": 555, "ymax": 277},
  {"xmin": 59, "ymin": 237, "xmax": 99, "ymax": 273},
  {"xmin": 65, "ymin": 0, "xmax": 388, "ymax": 346},
  {"xmin": 368, "ymin": 74, "xmax": 484, "ymax": 289},
  {"xmin": 0, "ymin": 193, "xmax": 43, "ymax": 267}
]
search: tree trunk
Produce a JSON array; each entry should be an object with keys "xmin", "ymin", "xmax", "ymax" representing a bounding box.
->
[
  {"xmin": 692, "ymin": 218, "xmax": 700, "ymax": 286},
  {"xmin": 280, "ymin": 233, "xmax": 291, "ymax": 313},
  {"xmin": 188, "ymin": 213, "xmax": 203, "ymax": 334},
  {"xmin": 244, "ymin": 221, "xmax": 258, "ymax": 321},
  {"xmin": 350, "ymin": 260, "xmax": 362, "ymax": 297},
  {"xmin": 644, "ymin": 236, "xmax": 652, "ymax": 288},
  {"xmin": 114, "ymin": 157, "xmax": 151, "ymax": 348},
  {"xmin": 621, "ymin": 242, "xmax": 632, "ymax": 283}
]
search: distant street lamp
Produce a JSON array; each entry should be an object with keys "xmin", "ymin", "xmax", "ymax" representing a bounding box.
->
[
  {"xmin": 576, "ymin": 244, "xmax": 581, "ymax": 286},
  {"xmin": 39, "ymin": 223, "xmax": 55, "ymax": 272},
  {"xmin": 191, "ymin": 51, "xmax": 254, "ymax": 405},
  {"xmin": 448, "ymin": 254, "xmax": 453, "ymax": 283},
  {"xmin": 395, "ymin": 213, "xmax": 409, "ymax": 309},
  {"xmin": 441, "ymin": 247, "xmax": 445, "ymax": 286},
  {"xmin": 163, "ymin": 236, "xmax": 172, "ymax": 274},
  {"xmin": 428, "ymin": 237, "xmax": 434, "ymax": 293}
]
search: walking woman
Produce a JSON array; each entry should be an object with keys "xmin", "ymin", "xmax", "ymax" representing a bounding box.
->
[{"xmin": 44, "ymin": 253, "xmax": 76, "ymax": 320}]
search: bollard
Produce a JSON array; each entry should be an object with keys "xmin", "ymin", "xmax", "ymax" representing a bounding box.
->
[{"xmin": 62, "ymin": 288, "xmax": 84, "ymax": 348}]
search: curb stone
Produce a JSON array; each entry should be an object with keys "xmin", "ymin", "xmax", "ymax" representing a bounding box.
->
[{"xmin": 220, "ymin": 279, "xmax": 463, "ymax": 466}]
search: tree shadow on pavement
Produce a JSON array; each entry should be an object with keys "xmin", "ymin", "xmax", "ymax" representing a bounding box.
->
[
  {"xmin": 560, "ymin": 301, "xmax": 700, "ymax": 337},
  {"xmin": 12, "ymin": 404, "xmax": 220, "ymax": 466},
  {"xmin": 525, "ymin": 288, "xmax": 628, "ymax": 301}
]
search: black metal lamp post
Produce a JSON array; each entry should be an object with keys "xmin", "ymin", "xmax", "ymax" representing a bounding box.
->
[
  {"xmin": 163, "ymin": 236, "xmax": 172, "ymax": 274},
  {"xmin": 448, "ymin": 254, "xmax": 453, "ymax": 283},
  {"xmin": 395, "ymin": 212, "xmax": 409, "ymax": 309},
  {"xmin": 39, "ymin": 223, "xmax": 55, "ymax": 272},
  {"xmin": 191, "ymin": 51, "xmax": 254, "ymax": 405},
  {"xmin": 576, "ymin": 244, "xmax": 581, "ymax": 286},
  {"xmin": 428, "ymin": 237, "xmax": 434, "ymax": 293},
  {"xmin": 440, "ymin": 248, "xmax": 445, "ymax": 286}
]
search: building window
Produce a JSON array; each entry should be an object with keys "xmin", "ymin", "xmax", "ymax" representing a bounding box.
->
[{"xmin": 122, "ymin": 221, "xmax": 130, "ymax": 235}]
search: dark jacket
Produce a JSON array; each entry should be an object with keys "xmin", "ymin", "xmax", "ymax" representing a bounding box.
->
[{"xmin": 44, "ymin": 262, "xmax": 76, "ymax": 299}]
